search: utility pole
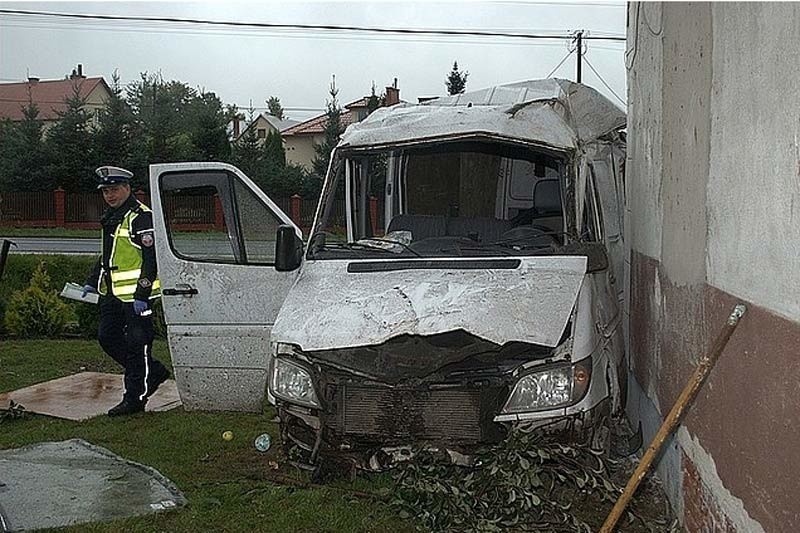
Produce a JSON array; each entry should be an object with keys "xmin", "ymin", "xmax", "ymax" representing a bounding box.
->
[{"xmin": 575, "ymin": 30, "xmax": 583, "ymax": 83}]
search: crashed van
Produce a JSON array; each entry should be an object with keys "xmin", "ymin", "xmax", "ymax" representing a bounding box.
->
[{"xmin": 149, "ymin": 78, "xmax": 627, "ymax": 467}]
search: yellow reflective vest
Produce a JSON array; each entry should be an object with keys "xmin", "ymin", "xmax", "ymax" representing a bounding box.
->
[{"xmin": 98, "ymin": 204, "xmax": 161, "ymax": 302}]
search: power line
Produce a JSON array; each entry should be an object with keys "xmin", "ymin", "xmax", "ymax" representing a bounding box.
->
[
  {"xmin": 0, "ymin": 8, "xmax": 626, "ymax": 42},
  {"xmin": 545, "ymin": 49, "xmax": 575, "ymax": 78},
  {"xmin": 582, "ymin": 56, "xmax": 626, "ymax": 106},
  {"xmin": 0, "ymin": 19, "xmax": 601, "ymax": 50}
]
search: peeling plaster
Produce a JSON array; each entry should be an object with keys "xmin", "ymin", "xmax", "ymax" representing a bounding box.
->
[{"xmin": 677, "ymin": 427, "xmax": 766, "ymax": 533}]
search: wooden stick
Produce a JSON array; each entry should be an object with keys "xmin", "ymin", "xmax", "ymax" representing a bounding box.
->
[{"xmin": 600, "ymin": 303, "xmax": 746, "ymax": 532}]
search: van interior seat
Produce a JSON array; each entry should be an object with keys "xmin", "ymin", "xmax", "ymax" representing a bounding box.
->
[
  {"xmin": 445, "ymin": 217, "xmax": 513, "ymax": 243},
  {"xmin": 533, "ymin": 179, "xmax": 561, "ymax": 215},
  {"xmin": 387, "ymin": 214, "xmax": 447, "ymax": 241},
  {"xmin": 531, "ymin": 179, "xmax": 563, "ymax": 234},
  {"xmin": 388, "ymin": 214, "xmax": 513, "ymax": 243}
]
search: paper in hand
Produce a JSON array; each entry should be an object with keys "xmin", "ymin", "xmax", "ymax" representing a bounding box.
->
[{"xmin": 60, "ymin": 282, "xmax": 99, "ymax": 304}]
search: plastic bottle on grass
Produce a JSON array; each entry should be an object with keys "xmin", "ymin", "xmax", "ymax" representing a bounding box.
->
[{"xmin": 254, "ymin": 433, "xmax": 271, "ymax": 452}]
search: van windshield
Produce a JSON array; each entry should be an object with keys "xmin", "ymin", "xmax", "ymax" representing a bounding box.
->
[{"xmin": 310, "ymin": 141, "xmax": 568, "ymax": 259}]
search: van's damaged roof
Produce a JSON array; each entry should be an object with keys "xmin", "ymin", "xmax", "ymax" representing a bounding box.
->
[{"xmin": 339, "ymin": 78, "xmax": 626, "ymax": 151}]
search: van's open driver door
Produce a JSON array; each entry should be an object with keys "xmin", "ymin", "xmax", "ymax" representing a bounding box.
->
[{"xmin": 149, "ymin": 162, "xmax": 301, "ymax": 411}]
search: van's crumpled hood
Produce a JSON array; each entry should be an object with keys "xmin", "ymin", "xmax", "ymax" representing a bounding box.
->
[{"xmin": 271, "ymin": 256, "xmax": 587, "ymax": 352}]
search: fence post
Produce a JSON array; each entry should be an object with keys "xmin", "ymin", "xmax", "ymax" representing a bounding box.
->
[
  {"xmin": 135, "ymin": 189, "xmax": 148, "ymax": 205},
  {"xmin": 369, "ymin": 196, "xmax": 378, "ymax": 234},
  {"xmin": 54, "ymin": 188, "xmax": 65, "ymax": 227},
  {"xmin": 290, "ymin": 194, "xmax": 302, "ymax": 226},
  {"xmin": 213, "ymin": 194, "xmax": 224, "ymax": 230}
]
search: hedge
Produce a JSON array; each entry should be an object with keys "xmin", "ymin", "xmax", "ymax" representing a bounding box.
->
[{"xmin": 0, "ymin": 254, "xmax": 165, "ymax": 339}]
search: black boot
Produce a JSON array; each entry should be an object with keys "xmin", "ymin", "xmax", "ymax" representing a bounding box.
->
[
  {"xmin": 146, "ymin": 367, "xmax": 170, "ymax": 399},
  {"xmin": 107, "ymin": 398, "xmax": 146, "ymax": 417}
]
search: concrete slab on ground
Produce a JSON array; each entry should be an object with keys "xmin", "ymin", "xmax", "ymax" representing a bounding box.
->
[
  {"xmin": 0, "ymin": 372, "xmax": 181, "ymax": 420},
  {"xmin": 0, "ymin": 439, "xmax": 186, "ymax": 531}
]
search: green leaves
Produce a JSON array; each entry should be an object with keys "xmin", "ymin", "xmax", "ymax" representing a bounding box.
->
[
  {"xmin": 3, "ymin": 261, "xmax": 74, "ymax": 338},
  {"xmin": 445, "ymin": 61, "xmax": 469, "ymax": 96},
  {"xmin": 391, "ymin": 430, "xmax": 624, "ymax": 532}
]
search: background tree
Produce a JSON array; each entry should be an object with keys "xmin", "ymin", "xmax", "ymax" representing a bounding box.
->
[
  {"xmin": 224, "ymin": 103, "xmax": 245, "ymax": 142},
  {"xmin": 92, "ymin": 70, "xmax": 134, "ymax": 175},
  {"xmin": 366, "ymin": 82, "xmax": 384, "ymax": 115},
  {"xmin": 231, "ymin": 108, "xmax": 264, "ymax": 181},
  {"xmin": 0, "ymin": 100, "xmax": 52, "ymax": 191},
  {"xmin": 263, "ymin": 130, "xmax": 286, "ymax": 170},
  {"xmin": 445, "ymin": 61, "xmax": 469, "ymax": 95},
  {"xmin": 187, "ymin": 90, "xmax": 230, "ymax": 161},
  {"xmin": 266, "ymin": 96, "xmax": 285, "ymax": 120},
  {"xmin": 125, "ymin": 73, "xmax": 234, "ymax": 189},
  {"xmin": 311, "ymin": 77, "xmax": 343, "ymax": 179},
  {"xmin": 45, "ymin": 81, "xmax": 94, "ymax": 190}
]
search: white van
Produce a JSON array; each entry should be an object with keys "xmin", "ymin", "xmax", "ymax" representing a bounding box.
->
[{"xmin": 150, "ymin": 79, "xmax": 627, "ymax": 468}]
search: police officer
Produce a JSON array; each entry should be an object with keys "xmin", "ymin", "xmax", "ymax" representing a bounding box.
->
[{"xmin": 83, "ymin": 166, "xmax": 170, "ymax": 416}]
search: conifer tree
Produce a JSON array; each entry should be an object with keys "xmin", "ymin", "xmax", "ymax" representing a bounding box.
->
[
  {"xmin": 445, "ymin": 61, "xmax": 469, "ymax": 95},
  {"xmin": 266, "ymin": 96, "xmax": 285, "ymax": 120},
  {"xmin": 46, "ymin": 81, "xmax": 94, "ymax": 190},
  {"xmin": 312, "ymin": 76, "xmax": 343, "ymax": 179}
]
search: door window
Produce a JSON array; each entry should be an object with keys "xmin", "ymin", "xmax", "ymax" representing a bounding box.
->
[
  {"xmin": 233, "ymin": 178, "xmax": 282, "ymax": 263},
  {"xmin": 160, "ymin": 170, "xmax": 283, "ymax": 265},
  {"xmin": 161, "ymin": 184, "xmax": 236, "ymax": 263}
]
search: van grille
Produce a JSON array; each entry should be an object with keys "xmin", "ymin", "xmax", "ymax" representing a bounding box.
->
[{"xmin": 330, "ymin": 385, "xmax": 503, "ymax": 443}]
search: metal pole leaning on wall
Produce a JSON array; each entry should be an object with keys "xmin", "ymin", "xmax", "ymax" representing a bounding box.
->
[{"xmin": 600, "ymin": 303, "xmax": 747, "ymax": 532}]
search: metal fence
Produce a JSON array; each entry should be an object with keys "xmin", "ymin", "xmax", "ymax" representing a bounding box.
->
[
  {"xmin": 0, "ymin": 191, "xmax": 55, "ymax": 226},
  {"xmin": 65, "ymin": 193, "xmax": 105, "ymax": 224},
  {"xmin": 0, "ymin": 190, "xmax": 362, "ymax": 233}
]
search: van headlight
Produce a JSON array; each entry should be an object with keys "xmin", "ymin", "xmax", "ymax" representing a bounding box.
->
[
  {"xmin": 501, "ymin": 358, "xmax": 591, "ymax": 413},
  {"xmin": 270, "ymin": 356, "xmax": 320, "ymax": 409}
]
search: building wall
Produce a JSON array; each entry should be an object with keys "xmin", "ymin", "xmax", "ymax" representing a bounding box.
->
[
  {"xmin": 84, "ymin": 83, "xmax": 109, "ymax": 126},
  {"xmin": 626, "ymin": 3, "xmax": 800, "ymax": 531},
  {"xmin": 38, "ymin": 82, "xmax": 110, "ymax": 135},
  {"xmin": 285, "ymin": 134, "xmax": 323, "ymax": 171}
]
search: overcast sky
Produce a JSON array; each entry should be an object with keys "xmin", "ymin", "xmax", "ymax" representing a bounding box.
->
[{"xmin": 0, "ymin": 1, "xmax": 627, "ymax": 121}]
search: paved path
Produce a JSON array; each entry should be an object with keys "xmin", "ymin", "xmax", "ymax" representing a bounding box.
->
[
  {"xmin": 0, "ymin": 237, "xmax": 99, "ymax": 254},
  {"xmin": 0, "ymin": 236, "xmax": 241, "ymax": 257}
]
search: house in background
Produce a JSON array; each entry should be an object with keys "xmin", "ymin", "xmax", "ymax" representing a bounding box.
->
[
  {"xmin": 282, "ymin": 83, "xmax": 401, "ymax": 171},
  {"xmin": 0, "ymin": 64, "xmax": 111, "ymax": 133},
  {"xmin": 231, "ymin": 112, "xmax": 298, "ymax": 144}
]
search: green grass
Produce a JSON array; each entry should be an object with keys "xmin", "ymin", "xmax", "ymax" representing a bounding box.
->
[
  {"xmin": 0, "ymin": 339, "xmax": 413, "ymax": 532},
  {"xmin": 0, "ymin": 227, "xmax": 99, "ymax": 238}
]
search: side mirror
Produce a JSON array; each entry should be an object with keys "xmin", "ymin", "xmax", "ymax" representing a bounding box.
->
[
  {"xmin": 275, "ymin": 225, "xmax": 303, "ymax": 272},
  {"xmin": 557, "ymin": 241, "xmax": 609, "ymax": 273}
]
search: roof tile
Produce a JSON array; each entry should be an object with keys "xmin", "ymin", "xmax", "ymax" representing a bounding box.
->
[{"xmin": 0, "ymin": 77, "xmax": 108, "ymax": 121}]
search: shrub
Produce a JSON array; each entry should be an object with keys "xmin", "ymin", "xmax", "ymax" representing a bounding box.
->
[
  {"xmin": 1, "ymin": 253, "xmax": 167, "ymax": 339},
  {"xmin": 0, "ymin": 254, "xmax": 95, "ymax": 337},
  {"xmin": 4, "ymin": 261, "xmax": 74, "ymax": 338}
]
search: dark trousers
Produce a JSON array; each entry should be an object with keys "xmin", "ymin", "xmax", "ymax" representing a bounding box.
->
[{"xmin": 98, "ymin": 296, "xmax": 167, "ymax": 403}]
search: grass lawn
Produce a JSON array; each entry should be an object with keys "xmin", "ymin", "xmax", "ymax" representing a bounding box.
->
[{"xmin": 0, "ymin": 339, "xmax": 413, "ymax": 532}]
